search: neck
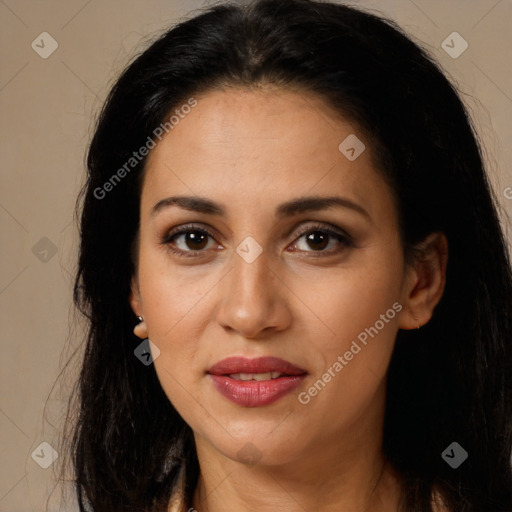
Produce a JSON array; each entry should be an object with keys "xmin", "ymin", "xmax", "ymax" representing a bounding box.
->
[{"xmin": 192, "ymin": 451, "xmax": 401, "ymax": 512}]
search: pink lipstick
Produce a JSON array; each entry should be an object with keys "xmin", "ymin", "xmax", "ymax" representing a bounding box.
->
[{"xmin": 207, "ymin": 356, "xmax": 307, "ymax": 407}]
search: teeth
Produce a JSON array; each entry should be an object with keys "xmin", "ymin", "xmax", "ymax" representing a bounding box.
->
[{"xmin": 228, "ymin": 372, "xmax": 283, "ymax": 381}]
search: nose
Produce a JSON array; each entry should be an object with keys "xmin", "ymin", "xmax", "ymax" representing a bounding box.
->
[{"xmin": 215, "ymin": 248, "xmax": 292, "ymax": 339}]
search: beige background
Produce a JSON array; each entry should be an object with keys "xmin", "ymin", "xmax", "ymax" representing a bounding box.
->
[{"xmin": 1, "ymin": 0, "xmax": 511, "ymax": 510}]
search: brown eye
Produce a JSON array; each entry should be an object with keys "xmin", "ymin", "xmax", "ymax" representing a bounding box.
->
[
  {"xmin": 290, "ymin": 225, "xmax": 353, "ymax": 254},
  {"xmin": 304, "ymin": 232, "xmax": 330, "ymax": 251},
  {"xmin": 164, "ymin": 226, "xmax": 217, "ymax": 255},
  {"xmin": 177, "ymin": 231, "xmax": 210, "ymax": 251}
]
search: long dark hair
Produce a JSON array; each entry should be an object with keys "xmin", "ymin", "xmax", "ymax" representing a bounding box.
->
[{"xmin": 68, "ymin": 0, "xmax": 512, "ymax": 510}]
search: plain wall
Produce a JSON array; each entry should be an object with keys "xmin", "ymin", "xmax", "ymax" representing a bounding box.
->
[{"xmin": 1, "ymin": 0, "xmax": 511, "ymax": 510}]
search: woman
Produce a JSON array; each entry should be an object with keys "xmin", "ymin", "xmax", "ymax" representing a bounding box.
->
[{"xmin": 68, "ymin": 0, "xmax": 512, "ymax": 510}]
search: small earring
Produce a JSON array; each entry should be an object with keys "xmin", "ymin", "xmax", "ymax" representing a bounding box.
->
[{"xmin": 133, "ymin": 315, "xmax": 148, "ymax": 339}]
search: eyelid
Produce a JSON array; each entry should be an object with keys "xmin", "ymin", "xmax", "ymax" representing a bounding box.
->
[
  {"xmin": 287, "ymin": 222, "xmax": 354, "ymax": 255},
  {"xmin": 161, "ymin": 223, "xmax": 220, "ymax": 257},
  {"xmin": 162, "ymin": 221, "xmax": 354, "ymax": 257},
  {"xmin": 289, "ymin": 222, "xmax": 352, "ymax": 242},
  {"xmin": 164, "ymin": 223, "xmax": 217, "ymax": 242}
]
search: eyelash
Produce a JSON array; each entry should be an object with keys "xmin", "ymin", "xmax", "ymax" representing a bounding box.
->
[{"xmin": 161, "ymin": 223, "xmax": 354, "ymax": 259}]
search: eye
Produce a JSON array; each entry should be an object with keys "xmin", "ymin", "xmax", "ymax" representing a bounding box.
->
[
  {"xmin": 162, "ymin": 222, "xmax": 353, "ymax": 259},
  {"xmin": 162, "ymin": 224, "xmax": 219, "ymax": 257},
  {"xmin": 290, "ymin": 224, "xmax": 353, "ymax": 254}
]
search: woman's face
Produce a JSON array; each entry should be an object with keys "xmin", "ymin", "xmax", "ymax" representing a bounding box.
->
[{"xmin": 130, "ymin": 87, "xmax": 418, "ymax": 466}]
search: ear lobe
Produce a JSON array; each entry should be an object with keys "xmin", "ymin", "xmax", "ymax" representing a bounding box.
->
[
  {"xmin": 399, "ymin": 232, "xmax": 448, "ymax": 330},
  {"xmin": 129, "ymin": 277, "xmax": 148, "ymax": 339}
]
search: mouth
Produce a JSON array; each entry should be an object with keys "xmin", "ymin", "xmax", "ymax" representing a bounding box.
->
[
  {"xmin": 207, "ymin": 356, "xmax": 307, "ymax": 407},
  {"xmin": 208, "ymin": 356, "xmax": 307, "ymax": 377},
  {"xmin": 226, "ymin": 371, "xmax": 287, "ymax": 381}
]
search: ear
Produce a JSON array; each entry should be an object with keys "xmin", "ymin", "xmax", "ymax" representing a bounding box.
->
[
  {"xmin": 399, "ymin": 232, "xmax": 448, "ymax": 330},
  {"xmin": 129, "ymin": 275, "xmax": 142, "ymax": 317},
  {"xmin": 129, "ymin": 276, "xmax": 148, "ymax": 339}
]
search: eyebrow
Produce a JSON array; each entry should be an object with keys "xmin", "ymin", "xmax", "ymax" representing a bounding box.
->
[{"xmin": 151, "ymin": 195, "xmax": 371, "ymax": 221}]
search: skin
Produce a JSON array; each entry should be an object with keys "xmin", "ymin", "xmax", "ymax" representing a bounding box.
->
[{"xmin": 130, "ymin": 87, "xmax": 448, "ymax": 512}]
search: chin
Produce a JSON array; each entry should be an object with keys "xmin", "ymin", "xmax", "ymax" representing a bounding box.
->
[{"xmin": 200, "ymin": 426, "xmax": 308, "ymax": 467}]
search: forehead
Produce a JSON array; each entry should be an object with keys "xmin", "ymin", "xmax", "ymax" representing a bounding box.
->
[
  {"xmin": 148, "ymin": 86, "xmax": 356, "ymax": 163},
  {"xmin": 141, "ymin": 87, "xmax": 392, "ymax": 220}
]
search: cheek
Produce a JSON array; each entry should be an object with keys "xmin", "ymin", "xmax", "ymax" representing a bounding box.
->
[
  {"xmin": 302, "ymin": 251, "xmax": 403, "ymax": 354},
  {"xmin": 136, "ymin": 250, "xmax": 210, "ymax": 399},
  {"xmin": 137, "ymin": 241, "xmax": 218, "ymax": 340},
  {"xmin": 142, "ymin": 279, "xmax": 209, "ymax": 422},
  {"xmin": 294, "ymin": 248, "xmax": 403, "ymax": 410}
]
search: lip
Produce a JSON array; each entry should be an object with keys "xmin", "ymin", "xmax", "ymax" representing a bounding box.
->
[
  {"xmin": 208, "ymin": 356, "xmax": 306, "ymax": 376},
  {"xmin": 207, "ymin": 356, "xmax": 307, "ymax": 407}
]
